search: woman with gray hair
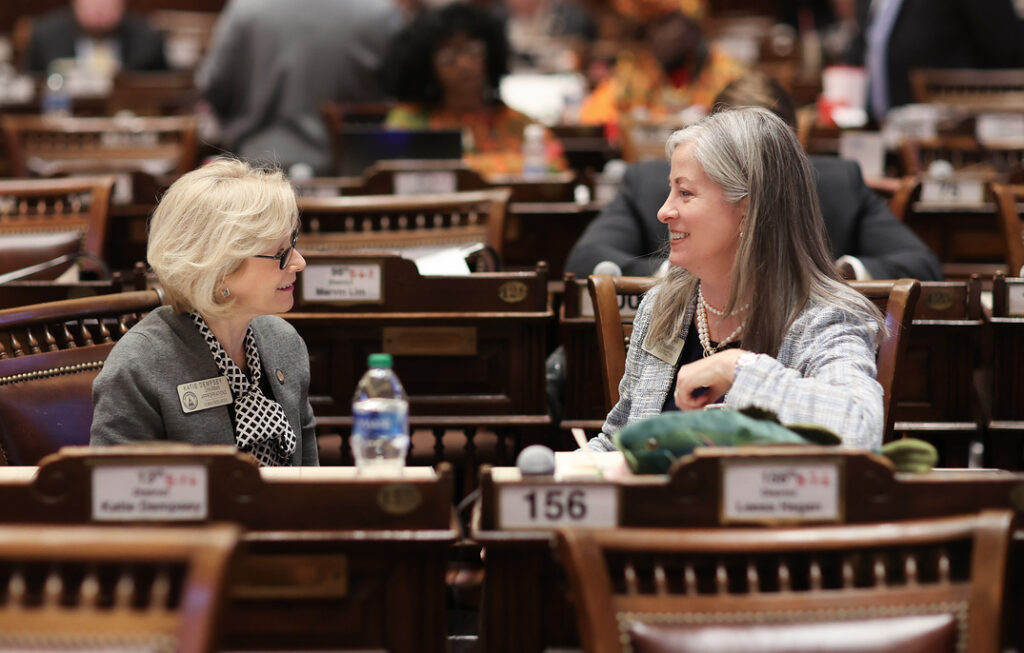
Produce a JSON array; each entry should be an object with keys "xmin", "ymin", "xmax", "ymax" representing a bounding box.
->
[
  {"xmin": 589, "ymin": 107, "xmax": 885, "ymax": 452},
  {"xmin": 91, "ymin": 159, "xmax": 318, "ymax": 466}
]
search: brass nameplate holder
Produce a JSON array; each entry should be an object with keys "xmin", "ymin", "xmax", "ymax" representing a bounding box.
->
[
  {"xmin": 382, "ymin": 326, "xmax": 476, "ymax": 356},
  {"xmin": 377, "ymin": 483, "xmax": 423, "ymax": 515}
]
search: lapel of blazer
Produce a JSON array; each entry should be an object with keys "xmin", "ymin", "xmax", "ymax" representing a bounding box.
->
[{"xmin": 632, "ymin": 290, "xmax": 697, "ymax": 422}]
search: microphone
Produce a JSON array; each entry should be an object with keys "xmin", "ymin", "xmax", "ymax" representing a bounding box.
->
[
  {"xmin": 516, "ymin": 444, "xmax": 555, "ymax": 476},
  {"xmin": 592, "ymin": 260, "xmax": 622, "ymax": 277}
]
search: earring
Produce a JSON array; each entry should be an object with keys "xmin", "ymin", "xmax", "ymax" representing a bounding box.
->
[
  {"xmin": 222, "ymin": 288, "xmax": 231, "ymax": 297},
  {"xmin": 739, "ymin": 231, "xmax": 744, "ymax": 238}
]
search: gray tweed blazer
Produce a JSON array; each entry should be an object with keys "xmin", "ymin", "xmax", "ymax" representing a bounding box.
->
[
  {"xmin": 90, "ymin": 306, "xmax": 319, "ymax": 465},
  {"xmin": 591, "ymin": 285, "xmax": 883, "ymax": 452}
]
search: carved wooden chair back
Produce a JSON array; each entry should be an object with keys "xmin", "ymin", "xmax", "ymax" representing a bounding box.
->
[
  {"xmin": 0, "ymin": 289, "xmax": 163, "ymax": 464},
  {"xmin": 298, "ymin": 188, "xmax": 511, "ymax": 256},
  {"xmin": 557, "ymin": 510, "xmax": 1014, "ymax": 653},
  {"xmin": 0, "ymin": 523, "xmax": 239, "ymax": 653}
]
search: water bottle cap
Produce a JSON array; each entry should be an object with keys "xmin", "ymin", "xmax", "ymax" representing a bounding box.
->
[{"xmin": 367, "ymin": 353, "xmax": 393, "ymax": 369}]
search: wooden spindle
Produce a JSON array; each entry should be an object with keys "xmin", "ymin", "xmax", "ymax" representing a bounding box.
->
[
  {"xmin": 746, "ymin": 561, "xmax": 760, "ymax": 593},
  {"xmin": 624, "ymin": 561, "xmax": 638, "ymax": 595},
  {"xmin": 715, "ymin": 562, "xmax": 728, "ymax": 594},
  {"xmin": 150, "ymin": 568, "xmax": 171, "ymax": 610},
  {"xmin": 938, "ymin": 550, "xmax": 951, "ymax": 583},
  {"xmin": 8, "ymin": 568, "xmax": 26, "ymax": 606},
  {"xmin": 873, "ymin": 555, "xmax": 887, "ymax": 587},
  {"xmin": 684, "ymin": 563, "xmax": 697, "ymax": 595},
  {"xmin": 905, "ymin": 554, "xmax": 919, "ymax": 585},
  {"xmin": 842, "ymin": 558, "xmax": 855, "ymax": 588},
  {"xmin": 114, "ymin": 572, "xmax": 134, "ymax": 609},
  {"xmin": 778, "ymin": 561, "xmax": 791, "ymax": 592},
  {"xmin": 80, "ymin": 569, "xmax": 100, "ymax": 609},
  {"xmin": 43, "ymin": 567, "xmax": 63, "ymax": 607},
  {"xmin": 809, "ymin": 558, "xmax": 823, "ymax": 591},
  {"xmin": 653, "ymin": 562, "xmax": 667, "ymax": 595}
]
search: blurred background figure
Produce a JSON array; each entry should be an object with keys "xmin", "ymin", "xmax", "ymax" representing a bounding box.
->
[
  {"xmin": 27, "ymin": 0, "xmax": 167, "ymax": 74},
  {"xmin": 383, "ymin": 2, "xmax": 566, "ymax": 175},
  {"xmin": 197, "ymin": 0, "xmax": 404, "ymax": 175},
  {"xmin": 491, "ymin": 0, "xmax": 597, "ymax": 71},
  {"xmin": 578, "ymin": 2, "xmax": 745, "ymax": 127},
  {"xmin": 566, "ymin": 71, "xmax": 942, "ymax": 281},
  {"xmin": 844, "ymin": 0, "xmax": 1024, "ymax": 120}
]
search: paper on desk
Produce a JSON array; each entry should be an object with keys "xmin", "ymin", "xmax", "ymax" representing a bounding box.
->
[
  {"xmin": 554, "ymin": 451, "xmax": 629, "ymax": 481},
  {"xmin": 401, "ymin": 243, "xmax": 482, "ymax": 276}
]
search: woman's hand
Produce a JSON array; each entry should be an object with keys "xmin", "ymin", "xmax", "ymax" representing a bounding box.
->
[{"xmin": 673, "ymin": 348, "xmax": 746, "ymax": 410}]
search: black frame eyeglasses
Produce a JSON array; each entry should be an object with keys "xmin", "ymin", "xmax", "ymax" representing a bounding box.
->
[{"xmin": 251, "ymin": 230, "xmax": 298, "ymax": 270}]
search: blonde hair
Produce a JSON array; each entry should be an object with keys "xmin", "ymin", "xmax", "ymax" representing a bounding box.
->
[
  {"xmin": 147, "ymin": 159, "xmax": 298, "ymax": 320},
  {"xmin": 649, "ymin": 108, "xmax": 883, "ymax": 354}
]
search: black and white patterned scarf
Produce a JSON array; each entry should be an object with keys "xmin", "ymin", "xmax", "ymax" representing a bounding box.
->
[{"xmin": 190, "ymin": 313, "xmax": 297, "ymax": 466}]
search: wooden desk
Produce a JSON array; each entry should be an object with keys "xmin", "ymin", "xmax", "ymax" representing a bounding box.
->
[
  {"xmin": 905, "ymin": 201, "xmax": 1006, "ymax": 267},
  {"xmin": 473, "ymin": 448, "xmax": 1024, "ymax": 652},
  {"xmin": 0, "ymin": 446, "xmax": 457, "ymax": 652},
  {"xmin": 986, "ymin": 274, "xmax": 1024, "ymax": 470},
  {"xmin": 289, "ymin": 254, "xmax": 554, "ymax": 483}
]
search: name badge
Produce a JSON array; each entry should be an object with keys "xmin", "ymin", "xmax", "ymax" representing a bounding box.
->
[
  {"xmin": 643, "ymin": 331, "xmax": 684, "ymax": 364},
  {"xmin": 721, "ymin": 459, "xmax": 842, "ymax": 524},
  {"xmin": 177, "ymin": 376, "xmax": 233, "ymax": 414},
  {"xmin": 93, "ymin": 464, "xmax": 208, "ymax": 521},
  {"xmin": 498, "ymin": 484, "xmax": 618, "ymax": 529}
]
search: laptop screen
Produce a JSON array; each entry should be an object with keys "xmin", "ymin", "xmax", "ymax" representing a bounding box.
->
[{"xmin": 338, "ymin": 126, "xmax": 464, "ymax": 177}]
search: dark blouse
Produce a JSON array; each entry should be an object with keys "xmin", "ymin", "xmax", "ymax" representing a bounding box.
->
[{"xmin": 661, "ymin": 332, "xmax": 740, "ymax": 412}]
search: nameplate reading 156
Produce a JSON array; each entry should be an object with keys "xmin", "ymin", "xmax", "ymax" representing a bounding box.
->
[
  {"xmin": 721, "ymin": 461, "xmax": 841, "ymax": 524},
  {"xmin": 498, "ymin": 484, "xmax": 618, "ymax": 529},
  {"xmin": 92, "ymin": 465, "xmax": 208, "ymax": 521},
  {"xmin": 302, "ymin": 263, "xmax": 382, "ymax": 303}
]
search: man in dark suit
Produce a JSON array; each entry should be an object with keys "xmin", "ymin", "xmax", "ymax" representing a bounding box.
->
[
  {"xmin": 27, "ymin": 0, "xmax": 167, "ymax": 73},
  {"xmin": 845, "ymin": 0, "xmax": 1023, "ymax": 118},
  {"xmin": 565, "ymin": 72, "xmax": 943, "ymax": 281}
]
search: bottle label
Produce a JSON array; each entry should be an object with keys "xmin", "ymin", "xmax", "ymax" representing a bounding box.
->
[{"xmin": 352, "ymin": 409, "xmax": 406, "ymax": 440}]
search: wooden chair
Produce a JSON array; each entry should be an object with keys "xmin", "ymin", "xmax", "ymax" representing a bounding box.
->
[
  {"xmin": 346, "ymin": 158, "xmax": 582, "ymax": 203},
  {"xmin": 865, "ymin": 175, "xmax": 919, "ymax": 221},
  {"xmin": 556, "ymin": 510, "xmax": 1015, "ymax": 653},
  {"xmin": 991, "ymin": 183, "xmax": 1024, "ymax": 276},
  {"xmin": 909, "ymin": 68, "xmax": 1024, "ymax": 111},
  {"xmin": 0, "ymin": 523, "xmax": 239, "ymax": 653},
  {"xmin": 0, "ymin": 176, "xmax": 115, "ymax": 279},
  {"xmin": 588, "ymin": 275, "xmax": 920, "ymax": 442},
  {"xmin": 298, "ymin": 188, "xmax": 511, "ymax": 257},
  {"xmin": 1, "ymin": 114, "xmax": 198, "ymax": 180},
  {"xmin": 0, "ymin": 289, "xmax": 163, "ymax": 465}
]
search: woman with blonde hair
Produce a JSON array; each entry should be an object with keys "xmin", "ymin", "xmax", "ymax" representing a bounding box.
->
[
  {"xmin": 91, "ymin": 159, "xmax": 318, "ymax": 466},
  {"xmin": 588, "ymin": 107, "xmax": 885, "ymax": 451}
]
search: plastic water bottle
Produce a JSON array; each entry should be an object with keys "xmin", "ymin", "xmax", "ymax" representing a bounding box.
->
[
  {"xmin": 351, "ymin": 353, "xmax": 409, "ymax": 473},
  {"xmin": 41, "ymin": 72, "xmax": 71, "ymax": 118},
  {"xmin": 522, "ymin": 123, "xmax": 547, "ymax": 178}
]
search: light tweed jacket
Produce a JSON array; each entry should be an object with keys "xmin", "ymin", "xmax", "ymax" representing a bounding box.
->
[{"xmin": 590, "ymin": 285, "xmax": 883, "ymax": 452}]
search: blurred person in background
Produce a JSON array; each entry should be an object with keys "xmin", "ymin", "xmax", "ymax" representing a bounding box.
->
[
  {"xmin": 383, "ymin": 2, "xmax": 567, "ymax": 175},
  {"xmin": 492, "ymin": 0, "xmax": 597, "ymax": 71},
  {"xmin": 578, "ymin": 1, "xmax": 745, "ymax": 128},
  {"xmin": 566, "ymin": 71, "xmax": 942, "ymax": 281},
  {"xmin": 27, "ymin": 0, "xmax": 167, "ymax": 74},
  {"xmin": 198, "ymin": 0, "xmax": 404, "ymax": 175},
  {"xmin": 844, "ymin": 0, "xmax": 1023, "ymax": 120}
]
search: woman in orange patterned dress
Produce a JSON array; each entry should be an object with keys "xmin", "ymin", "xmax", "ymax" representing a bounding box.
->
[{"xmin": 383, "ymin": 2, "xmax": 566, "ymax": 176}]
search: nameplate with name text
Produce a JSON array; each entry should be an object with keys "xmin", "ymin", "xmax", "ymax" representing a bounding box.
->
[
  {"xmin": 302, "ymin": 263, "xmax": 383, "ymax": 304},
  {"xmin": 920, "ymin": 177, "xmax": 984, "ymax": 205},
  {"xmin": 92, "ymin": 464, "xmax": 208, "ymax": 521},
  {"xmin": 1006, "ymin": 279, "xmax": 1024, "ymax": 315},
  {"xmin": 394, "ymin": 171, "xmax": 457, "ymax": 195},
  {"xmin": 721, "ymin": 459, "xmax": 842, "ymax": 524},
  {"xmin": 498, "ymin": 484, "xmax": 618, "ymax": 529}
]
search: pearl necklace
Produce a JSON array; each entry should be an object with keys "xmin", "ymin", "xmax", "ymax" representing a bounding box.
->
[
  {"xmin": 699, "ymin": 286, "xmax": 750, "ymax": 317},
  {"xmin": 696, "ymin": 285, "xmax": 746, "ymax": 357}
]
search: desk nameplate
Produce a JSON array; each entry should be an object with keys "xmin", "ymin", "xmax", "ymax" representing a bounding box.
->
[
  {"xmin": 301, "ymin": 262, "xmax": 384, "ymax": 305},
  {"xmin": 1006, "ymin": 279, "xmax": 1024, "ymax": 316},
  {"xmin": 720, "ymin": 457, "xmax": 844, "ymax": 525},
  {"xmin": 92, "ymin": 464, "xmax": 208, "ymax": 521},
  {"xmin": 498, "ymin": 483, "xmax": 618, "ymax": 530}
]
